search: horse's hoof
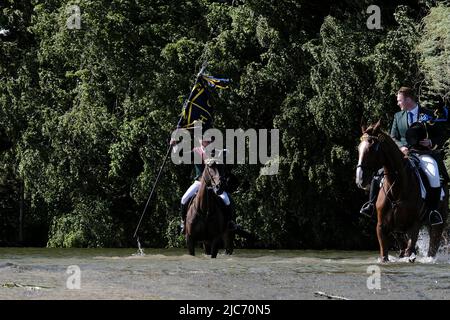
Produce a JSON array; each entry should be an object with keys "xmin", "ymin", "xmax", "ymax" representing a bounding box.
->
[{"xmin": 408, "ymin": 254, "xmax": 416, "ymax": 263}]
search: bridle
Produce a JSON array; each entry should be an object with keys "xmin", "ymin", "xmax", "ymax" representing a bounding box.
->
[
  {"xmin": 357, "ymin": 132, "xmax": 400, "ymax": 208},
  {"xmin": 204, "ymin": 160, "xmax": 222, "ymax": 193},
  {"xmin": 356, "ymin": 133, "xmax": 381, "ymax": 171}
]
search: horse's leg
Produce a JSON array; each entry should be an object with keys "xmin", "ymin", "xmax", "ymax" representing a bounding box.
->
[
  {"xmin": 210, "ymin": 238, "xmax": 220, "ymax": 258},
  {"xmin": 428, "ymin": 191, "xmax": 449, "ymax": 257},
  {"xmin": 204, "ymin": 241, "xmax": 212, "ymax": 255},
  {"xmin": 376, "ymin": 222, "xmax": 390, "ymax": 262},
  {"xmin": 428, "ymin": 223, "xmax": 444, "ymax": 257},
  {"xmin": 186, "ymin": 235, "xmax": 195, "ymax": 256},
  {"xmin": 405, "ymin": 225, "xmax": 420, "ymax": 262},
  {"xmin": 375, "ymin": 195, "xmax": 391, "ymax": 262},
  {"xmin": 224, "ymin": 230, "xmax": 234, "ymax": 255},
  {"xmin": 428, "ymin": 196, "xmax": 446, "ymax": 257},
  {"xmin": 404, "ymin": 219, "xmax": 421, "ymax": 256},
  {"xmin": 393, "ymin": 233, "xmax": 407, "ymax": 258},
  {"xmin": 399, "ymin": 243, "xmax": 407, "ymax": 258}
]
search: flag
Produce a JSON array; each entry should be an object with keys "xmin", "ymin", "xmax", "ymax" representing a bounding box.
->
[
  {"xmin": 202, "ymin": 74, "xmax": 231, "ymax": 89},
  {"xmin": 419, "ymin": 106, "xmax": 449, "ymax": 123},
  {"xmin": 177, "ymin": 74, "xmax": 230, "ymax": 129}
]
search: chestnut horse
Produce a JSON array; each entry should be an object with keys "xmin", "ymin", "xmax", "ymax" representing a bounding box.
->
[
  {"xmin": 356, "ymin": 121, "xmax": 448, "ymax": 262},
  {"xmin": 185, "ymin": 158, "xmax": 233, "ymax": 258}
]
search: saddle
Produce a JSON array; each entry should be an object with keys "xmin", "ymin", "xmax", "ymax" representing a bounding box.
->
[{"xmin": 406, "ymin": 153, "xmax": 444, "ymax": 200}]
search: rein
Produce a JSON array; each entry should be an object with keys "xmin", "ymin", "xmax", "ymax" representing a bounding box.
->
[
  {"xmin": 381, "ymin": 177, "xmax": 400, "ymax": 209},
  {"xmin": 199, "ymin": 164, "xmax": 221, "ymax": 217}
]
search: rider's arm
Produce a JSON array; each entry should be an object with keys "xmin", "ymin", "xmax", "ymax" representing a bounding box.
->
[{"xmin": 390, "ymin": 114, "xmax": 407, "ymax": 150}]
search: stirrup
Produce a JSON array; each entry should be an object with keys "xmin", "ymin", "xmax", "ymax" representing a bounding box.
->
[
  {"xmin": 429, "ymin": 210, "xmax": 443, "ymax": 226},
  {"xmin": 360, "ymin": 202, "xmax": 374, "ymax": 217}
]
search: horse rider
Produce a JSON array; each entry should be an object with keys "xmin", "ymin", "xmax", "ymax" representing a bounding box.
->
[
  {"xmin": 360, "ymin": 87, "xmax": 448, "ymax": 225},
  {"xmin": 171, "ymin": 133, "xmax": 238, "ymax": 234}
]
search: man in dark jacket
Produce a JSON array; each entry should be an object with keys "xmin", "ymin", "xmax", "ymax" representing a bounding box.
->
[{"xmin": 360, "ymin": 87, "xmax": 448, "ymax": 225}]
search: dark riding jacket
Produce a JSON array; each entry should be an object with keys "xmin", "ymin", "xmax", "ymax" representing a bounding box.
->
[{"xmin": 390, "ymin": 106, "xmax": 445, "ymax": 149}]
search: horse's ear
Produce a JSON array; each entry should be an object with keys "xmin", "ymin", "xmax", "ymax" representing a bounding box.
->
[
  {"xmin": 360, "ymin": 117, "xmax": 367, "ymax": 133},
  {"xmin": 373, "ymin": 119, "xmax": 382, "ymax": 133},
  {"xmin": 361, "ymin": 124, "xmax": 367, "ymax": 134}
]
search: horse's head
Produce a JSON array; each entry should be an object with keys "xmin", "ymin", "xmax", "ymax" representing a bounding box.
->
[
  {"xmin": 356, "ymin": 120, "xmax": 383, "ymax": 190},
  {"xmin": 203, "ymin": 158, "xmax": 226, "ymax": 194}
]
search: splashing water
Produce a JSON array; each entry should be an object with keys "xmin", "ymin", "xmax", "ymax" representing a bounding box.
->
[
  {"xmin": 436, "ymin": 230, "xmax": 450, "ymax": 263},
  {"xmin": 416, "ymin": 228, "xmax": 430, "ymax": 257},
  {"xmin": 132, "ymin": 238, "xmax": 145, "ymax": 256},
  {"xmin": 415, "ymin": 227, "xmax": 450, "ymax": 263}
]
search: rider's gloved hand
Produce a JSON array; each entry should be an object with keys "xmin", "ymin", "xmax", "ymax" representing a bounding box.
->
[{"xmin": 400, "ymin": 146, "xmax": 409, "ymax": 156}]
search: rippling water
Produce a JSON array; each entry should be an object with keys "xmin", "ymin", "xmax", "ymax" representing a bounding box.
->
[{"xmin": 1, "ymin": 234, "xmax": 450, "ymax": 300}]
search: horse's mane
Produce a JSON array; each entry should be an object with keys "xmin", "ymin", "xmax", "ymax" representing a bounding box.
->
[
  {"xmin": 364, "ymin": 122, "xmax": 408, "ymax": 183},
  {"xmin": 375, "ymin": 130, "xmax": 410, "ymax": 190},
  {"xmin": 377, "ymin": 131, "xmax": 404, "ymax": 169}
]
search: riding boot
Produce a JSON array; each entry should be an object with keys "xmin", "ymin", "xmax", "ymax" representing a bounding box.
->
[
  {"xmin": 426, "ymin": 187, "xmax": 443, "ymax": 226},
  {"xmin": 179, "ymin": 202, "xmax": 189, "ymax": 235},
  {"xmin": 360, "ymin": 174, "xmax": 381, "ymax": 217},
  {"xmin": 439, "ymin": 160, "xmax": 450, "ymax": 185},
  {"xmin": 433, "ymin": 151, "xmax": 449, "ymax": 185}
]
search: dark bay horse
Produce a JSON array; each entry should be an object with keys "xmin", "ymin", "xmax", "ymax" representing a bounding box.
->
[
  {"xmin": 185, "ymin": 158, "xmax": 233, "ymax": 258},
  {"xmin": 356, "ymin": 121, "xmax": 448, "ymax": 262}
]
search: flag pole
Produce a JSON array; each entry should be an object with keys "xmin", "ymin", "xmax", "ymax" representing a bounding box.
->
[{"xmin": 133, "ymin": 63, "xmax": 208, "ymax": 241}]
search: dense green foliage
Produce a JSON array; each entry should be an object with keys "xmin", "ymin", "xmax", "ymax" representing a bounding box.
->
[{"xmin": 1, "ymin": 0, "xmax": 449, "ymax": 248}]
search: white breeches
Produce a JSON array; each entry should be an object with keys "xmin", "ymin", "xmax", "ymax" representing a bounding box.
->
[
  {"xmin": 419, "ymin": 154, "xmax": 440, "ymax": 188},
  {"xmin": 181, "ymin": 181, "xmax": 230, "ymax": 205}
]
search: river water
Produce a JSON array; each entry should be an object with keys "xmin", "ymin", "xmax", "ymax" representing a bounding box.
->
[{"xmin": 1, "ymin": 231, "xmax": 449, "ymax": 300}]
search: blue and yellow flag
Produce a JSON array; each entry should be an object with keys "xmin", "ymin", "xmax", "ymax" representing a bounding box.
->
[
  {"xmin": 177, "ymin": 74, "xmax": 230, "ymax": 129},
  {"xmin": 202, "ymin": 75, "xmax": 230, "ymax": 90}
]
